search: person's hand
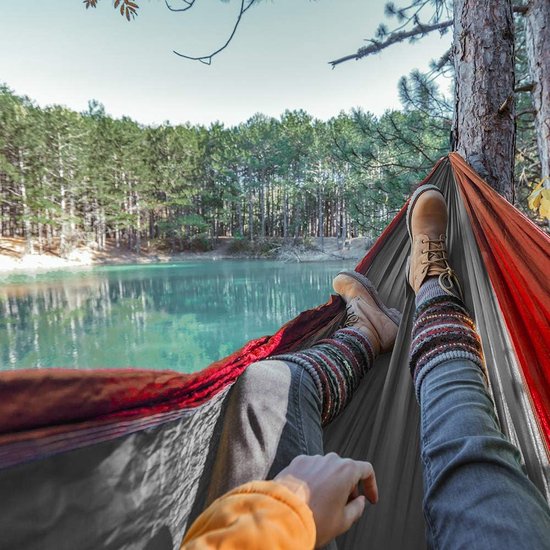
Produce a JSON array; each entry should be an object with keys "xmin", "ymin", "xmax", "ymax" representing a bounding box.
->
[{"xmin": 274, "ymin": 452, "xmax": 378, "ymax": 547}]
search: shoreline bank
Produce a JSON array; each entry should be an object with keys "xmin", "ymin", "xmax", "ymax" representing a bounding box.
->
[{"xmin": 0, "ymin": 236, "xmax": 367, "ymax": 274}]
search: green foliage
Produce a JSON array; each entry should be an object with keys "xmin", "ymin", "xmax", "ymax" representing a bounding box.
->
[
  {"xmin": 226, "ymin": 237, "xmax": 251, "ymax": 254},
  {"xmin": 227, "ymin": 237, "xmax": 281, "ymax": 257},
  {"xmin": 183, "ymin": 234, "xmax": 214, "ymax": 252},
  {"xmin": 0, "ymin": 84, "xmax": 454, "ymax": 252},
  {"xmin": 84, "ymin": 0, "xmax": 138, "ymax": 21}
]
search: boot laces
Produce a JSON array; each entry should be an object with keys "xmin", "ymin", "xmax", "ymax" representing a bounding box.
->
[
  {"xmin": 421, "ymin": 238, "xmax": 463, "ymax": 298},
  {"xmin": 344, "ymin": 303, "xmax": 359, "ymax": 327},
  {"xmin": 421, "ymin": 238, "xmax": 448, "ymax": 267}
]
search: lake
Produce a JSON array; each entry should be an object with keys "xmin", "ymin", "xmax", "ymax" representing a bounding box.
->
[{"xmin": 0, "ymin": 260, "xmax": 355, "ymax": 373}]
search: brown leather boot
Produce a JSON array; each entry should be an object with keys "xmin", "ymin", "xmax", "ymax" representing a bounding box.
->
[
  {"xmin": 333, "ymin": 271, "xmax": 401, "ymax": 354},
  {"xmin": 406, "ymin": 184, "xmax": 462, "ymax": 297}
]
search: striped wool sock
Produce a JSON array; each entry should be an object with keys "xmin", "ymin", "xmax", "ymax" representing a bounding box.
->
[
  {"xmin": 271, "ymin": 327, "xmax": 375, "ymax": 425},
  {"xmin": 410, "ymin": 277, "xmax": 485, "ymax": 401}
]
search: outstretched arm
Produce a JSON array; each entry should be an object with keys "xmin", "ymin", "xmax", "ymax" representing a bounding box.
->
[{"xmin": 181, "ymin": 453, "xmax": 378, "ymax": 549}]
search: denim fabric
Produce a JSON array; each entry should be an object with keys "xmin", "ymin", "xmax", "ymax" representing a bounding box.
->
[
  {"xmin": 208, "ymin": 356, "xmax": 550, "ymax": 549},
  {"xmin": 419, "ymin": 359, "xmax": 550, "ymax": 549},
  {"xmin": 206, "ymin": 359, "xmax": 339, "ymax": 549},
  {"xmin": 206, "ymin": 359, "xmax": 323, "ymax": 503}
]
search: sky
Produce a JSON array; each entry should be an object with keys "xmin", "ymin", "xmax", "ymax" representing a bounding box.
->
[{"xmin": 0, "ymin": 0, "xmax": 452, "ymax": 126}]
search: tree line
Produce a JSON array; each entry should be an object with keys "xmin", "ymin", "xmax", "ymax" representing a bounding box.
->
[
  {"xmin": 0, "ymin": 87, "xmax": 449, "ymax": 255},
  {"xmin": 84, "ymin": 0, "xmax": 550, "ymax": 203}
]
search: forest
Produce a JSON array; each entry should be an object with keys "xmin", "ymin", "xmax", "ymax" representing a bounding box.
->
[
  {"xmin": 0, "ymin": 0, "xmax": 548, "ymax": 257},
  {"xmin": 0, "ymin": 85, "xmax": 451, "ymax": 255}
]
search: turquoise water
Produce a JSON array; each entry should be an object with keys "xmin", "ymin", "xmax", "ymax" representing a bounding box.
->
[{"xmin": 0, "ymin": 260, "xmax": 354, "ymax": 373}]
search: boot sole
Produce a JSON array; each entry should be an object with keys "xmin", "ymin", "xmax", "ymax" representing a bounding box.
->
[
  {"xmin": 406, "ymin": 184, "xmax": 444, "ymax": 239},
  {"xmin": 405, "ymin": 184, "xmax": 445, "ymax": 291},
  {"xmin": 334, "ymin": 271, "xmax": 402, "ymax": 327}
]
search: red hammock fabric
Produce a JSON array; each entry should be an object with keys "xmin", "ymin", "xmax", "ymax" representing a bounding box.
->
[
  {"xmin": 1, "ymin": 154, "xmax": 548, "ymax": 455},
  {"xmin": 450, "ymin": 153, "xmax": 550, "ymax": 452}
]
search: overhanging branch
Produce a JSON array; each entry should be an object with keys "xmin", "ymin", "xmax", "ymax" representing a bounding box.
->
[
  {"xmin": 173, "ymin": 0, "xmax": 255, "ymax": 64},
  {"xmin": 513, "ymin": 5, "xmax": 529, "ymax": 15},
  {"xmin": 329, "ymin": 19, "xmax": 453, "ymax": 68},
  {"xmin": 165, "ymin": 0, "xmax": 196, "ymax": 13},
  {"xmin": 515, "ymin": 82, "xmax": 535, "ymax": 93}
]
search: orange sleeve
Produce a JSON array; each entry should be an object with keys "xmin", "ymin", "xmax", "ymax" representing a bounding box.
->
[{"xmin": 180, "ymin": 480, "xmax": 316, "ymax": 550}]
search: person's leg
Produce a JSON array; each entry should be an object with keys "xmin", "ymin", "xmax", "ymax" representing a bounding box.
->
[
  {"xmin": 207, "ymin": 272, "xmax": 400, "ymax": 502},
  {"xmin": 408, "ymin": 186, "xmax": 550, "ymax": 548},
  {"xmin": 412, "ymin": 281, "xmax": 550, "ymax": 549},
  {"xmin": 206, "ymin": 358, "xmax": 323, "ymax": 503}
]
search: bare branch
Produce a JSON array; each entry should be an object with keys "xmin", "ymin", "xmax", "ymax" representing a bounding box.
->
[
  {"xmin": 173, "ymin": 0, "xmax": 255, "ymax": 64},
  {"xmin": 329, "ymin": 19, "xmax": 453, "ymax": 67},
  {"xmin": 165, "ymin": 0, "xmax": 196, "ymax": 13},
  {"xmin": 514, "ymin": 82, "xmax": 535, "ymax": 93},
  {"xmin": 498, "ymin": 95, "xmax": 514, "ymax": 114},
  {"xmin": 513, "ymin": 5, "xmax": 529, "ymax": 15},
  {"xmin": 515, "ymin": 109, "xmax": 536, "ymax": 118}
]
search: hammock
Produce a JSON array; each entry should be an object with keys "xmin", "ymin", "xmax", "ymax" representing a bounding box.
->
[{"xmin": 0, "ymin": 153, "xmax": 548, "ymax": 550}]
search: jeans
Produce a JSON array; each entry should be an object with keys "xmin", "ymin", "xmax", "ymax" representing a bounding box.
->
[
  {"xmin": 206, "ymin": 360, "xmax": 323, "ymax": 504},
  {"xmin": 419, "ymin": 359, "xmax": 550, "ymax": 549},
  {"xmin": 208, "ymin": 357, "xmax": 550, "ymax": 548}
]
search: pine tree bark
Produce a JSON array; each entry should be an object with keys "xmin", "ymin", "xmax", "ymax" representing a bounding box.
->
[
  {"xmin": 525, "ymin": 0, "xmax": 550, "ymax": 180},
  {"xmin": 317, "ymin": 183, "xmax": 324, "ymax": 251},
  {"xmin": 248, "ymin": 191, "xmax": 254, "ymax": 242},
  {"xmin": 259, "ymin": 181, "xmax": 266, "ymax": 239},
  {"xmin": 135, "ymin": 190, "xmax": 141, "ymax": 255},
  {"xmin": 283, "ymin": 189, "xmax": 289, "ymax": 242},
  {"xmin": 452, "ymin": 0, "xmax": 516, "ymax": 200},
  {"xmin": 17, "ymin": 150, "xmax": 34, "ymax": 254}
]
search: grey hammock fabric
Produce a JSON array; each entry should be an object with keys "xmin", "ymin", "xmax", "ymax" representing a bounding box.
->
[
  {"xmin": 0, "ymin": 158, "xmax": 547, "ymax": 550},
  {"xmin": 325, "ymin": 159, "xmax": 550, "ymax": 549}
]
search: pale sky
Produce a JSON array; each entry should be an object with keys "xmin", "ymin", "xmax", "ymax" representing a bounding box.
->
[{"xmin": 0, "ymin": 0, "xmax": 452, "ymax": 126}]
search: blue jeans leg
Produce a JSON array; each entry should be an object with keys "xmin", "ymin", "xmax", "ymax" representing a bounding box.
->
[
  {"xmin": 420, "ymin": 359, "xmax": 550, "ymax": 549},
  {"xmin": 206, "ymin": 360, "xmax": 323, "ymax": 502}
]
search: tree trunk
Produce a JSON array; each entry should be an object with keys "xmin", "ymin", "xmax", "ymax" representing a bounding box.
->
[
  {"xmin": 100, "ymin": 208, "xmax": 106, "ymax": 250},
  {"xmin": 60, "ymin": 182, "xmax": 68, "ymax": 256},
  {"xmin": 69, "ymin": 192, "xmax": 76, "ymax": 249},
  {"xmin": 46, "ymin": 209, "xmax": 53, "ymax": 248},
  {"xmin": 18, "ymin": 151, "xmax": 34, "ymax": 255},
  {"xmin": 248, "ymin": 191, "xmax": 254, "ymax": 242},
  {"xmin": 135, "ymin": 190, "xmax": 141, "ymax": 255},
  {"xmin": 259, "ymin": 182, "xmax": 266, "ymax": 239},
  {"xmin": 317, "ymin": 184, "xmax": 324, "ymax": 251},
  {"xmin": 452, "ymin": 0, "xmax": 516, "ymax": 200},
  {"xmin": 237, "ymin": 199, "xmax": 244, "ymax": 237},
  {"xmin": 37, "ymin": 222, "xmax": 44, "ymax": 254},
  {"xmin": 525, "ymin": 0, "xmax": 550, "ymax": 180},
  {"xmin": 283, "ymin": 189, "xmax": 289, "ymax": 242},
  {"xmin": 57, "ymin": 139, "xmax": 71, "ymax": 257},
  {"xmin": 294, "ymin": 200, "xmax": 301, "ymax": 239}
]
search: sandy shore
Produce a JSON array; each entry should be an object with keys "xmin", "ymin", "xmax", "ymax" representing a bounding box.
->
[{"xmin": 0, "ymin": 237, "xmax": 367, "ymax": 274}]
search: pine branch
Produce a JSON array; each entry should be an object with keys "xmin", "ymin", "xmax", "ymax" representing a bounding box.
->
[
  {"xmin": 329, "ymin": 19, "xmax": 453, "ymax": 67},
  {"xmin": 433, "ymin": 47, "xmax": 452, "ymax": 71}
]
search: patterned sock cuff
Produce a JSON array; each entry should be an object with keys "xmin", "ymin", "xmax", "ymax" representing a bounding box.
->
[
  {"xmin": 410, "ymin": 293, "xmax": 486, "ymax": 402},
  {"xmin": 270, "ymin": 327, "xmax": 375, "ymax": 425}
]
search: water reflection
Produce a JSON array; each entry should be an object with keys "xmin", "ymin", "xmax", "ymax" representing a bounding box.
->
[{"xmin": 0, "ymin": 261, "xmax": 353, "ymax": 373}]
